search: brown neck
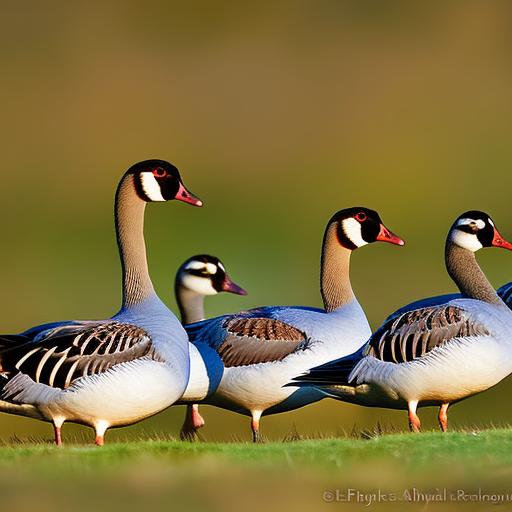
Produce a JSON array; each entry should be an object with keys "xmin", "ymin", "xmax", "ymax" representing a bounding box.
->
[
  {"xmin": 175, "ymin": 282, "xmax": 205, "ymax": 325},
  {"xmin": 445, "ymin": 241, "xmax": 502, "ymax": 305},
  {"xmin": 320, "ymin": 223, "xmax": 355, "ymax": 312},
  {"xmin": 115, "ymin": 174, "xmax": 156, "ymax": 308}
]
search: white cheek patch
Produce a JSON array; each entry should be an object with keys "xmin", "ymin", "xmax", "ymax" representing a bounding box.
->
[
  {"xmin": 342, "ymin": 218, "xmax": 367, "ymax": 248},
  {"xmin": 184, "ymin": 261, "xmax": 219, "ymax": 275},
  {"xmin": 451, "ymin": 230, "xmax": 483, "ymax": 252},
  {"xmin": 182, "ymin": 275, "xmax": 218, "ymax": 296},
  {"xmin": 206, "ymin": 263, "xmax": 218, "ymax": 275},
  {"xmin": 456, "ymin": 218, "xmax": 485, "ymax": 230},
  {"xmin": 185, "ymin": 261, "xmax": 208, "ymax": 271},
  {"xmin": 140, "ymin": 172, "xmax": 166, "ymax": 202}
]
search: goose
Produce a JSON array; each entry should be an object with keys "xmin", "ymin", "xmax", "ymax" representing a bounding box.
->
[
  {"xmin": 388, "ymin": 280, "xmax": 512, "ymax": 318},
  {"xmin": 174, "ymin": 255, "xmax": 247, "ymax": 441},
  {"xmin": 0, "ymin": 160, "xmax": 202, "ymax": 446},
  {"xmin": 290, "ymin": 211, "xmax": 512, "ymax": 433},
  {"xmin": 185, "ymin": 208, "xmax": 404, "ymax": 441}
]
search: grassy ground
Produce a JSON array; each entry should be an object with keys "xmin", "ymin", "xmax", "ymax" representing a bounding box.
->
[{"xmin": 1, "ymin": 429, "xmax": 512, "ymax": 512}]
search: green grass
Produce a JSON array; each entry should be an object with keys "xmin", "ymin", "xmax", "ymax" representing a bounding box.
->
[
  {"xmin": 1, "ymin": 430, "xmax": 512, "ymax": 511},
  {"xmin": 1, "ymin": 429, "xmax": 511, "ymax": 468}
]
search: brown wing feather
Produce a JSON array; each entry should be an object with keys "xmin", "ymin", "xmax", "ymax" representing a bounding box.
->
[
  {"xmin": 0, "ymin": 322, "xmax": 162, "ymax": 389},
  {"xmin": 226, "ymin": 318, "xmax": 305, "ymax": 341},
  {"xmin": 367, "ymin": 305, "xmax": 490, "ymax": 364},
  {"xmin": 218, "ymin": 317, "xmax": 309, "ymax": 367}
]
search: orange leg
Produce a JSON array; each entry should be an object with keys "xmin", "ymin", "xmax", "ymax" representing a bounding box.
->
[
  {"xmin": 53, "ymin": 418, "xmax": 64, "ymax": 447},
  {"xmin": 191, "ymin": 405, "xmax": 205, "ymax": 430},
  {"xmin": 180, "ymin": 404, "xmax": 205, "ymax": 441},
  {"xmin": 54, "ymin": 425, "xmax": 62, "ymax": 447},
  {"xmin": 95, "ymin": 421, "xmax": 108, "ymax": 447},
  {"xmin": 408, "ymin": 401, "xmax": 421, "ymax": 433},
  {"xmin": 251, "ymin": 411, "xmax": 262, "ymax": 443},
  {"xmin": 438, "ymin": 403, "xmax": 449, "ymax": 433}
]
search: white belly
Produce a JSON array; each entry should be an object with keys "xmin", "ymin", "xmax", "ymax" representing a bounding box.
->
[
  {"xmin": 353, "ymin": 336, "xmax": 512, "ymax": 407},
  {"xmin": 42, "ymin": 360, "xmax": 180, "ymax": 428},
  {"xmin": 209, "ymin": 340, "xmax": 364, "ymax": 414}
]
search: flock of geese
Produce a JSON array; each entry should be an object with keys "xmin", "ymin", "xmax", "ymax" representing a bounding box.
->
[{"xmin": 1, "ymin": 159, "xmax": 512, "ymax": 446}]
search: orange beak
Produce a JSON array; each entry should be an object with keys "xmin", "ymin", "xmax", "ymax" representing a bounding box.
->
[
  {"xmin": 376, "ymin": 224, "xmax": 405, "ymax": 246},
  {"xmin": 176, "ymin": 182, "xmax": 203, "ymax": 207},
  {"xmin": 492, "ymin": 228, "xmax": 512, "ymax": 251}
]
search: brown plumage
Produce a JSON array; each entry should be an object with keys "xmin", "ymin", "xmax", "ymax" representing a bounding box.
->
[
  {"xmin": 367, "ymin": 305, "xmax": 490, "ymax": 363},
  {"xmin": 225, "ymin": 318, "xmax": 305, "ymax": 341},
  {"xmin": 0, "ymin": 322, "xmax": 163, "ymax": 390},
  {"xmin": 217, "ymin": 318, "xmax": 309, "ymax": 367}
]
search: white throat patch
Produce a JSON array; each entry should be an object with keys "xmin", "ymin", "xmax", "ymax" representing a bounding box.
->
[
  {"xmin": 451, "ymin": 218, "xmax": 485, "ymax": 252},
  {"xmin": 451, "ymin": 230, "xmax": 483, "ymax": 252},
  {"xmin": 342, "ymin": 218, "xmax": 367, "ymax": 248},
  {"xmin": 140, "ymin": 172, "xmax": 166, "ymax": 202},
  {"xmin": 450, "ymin": 225, "xmax": 483, "ymax": 253},
  {"xmin": 182, "ymin": 274, "xmax": 218, "ymax": 296}
]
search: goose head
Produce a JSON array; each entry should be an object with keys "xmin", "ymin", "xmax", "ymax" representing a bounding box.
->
[
  {"xmin": 449, "ymin": 211, "xmax": 512, "ymax": 252},
  {"xmin": 176, "ymin": 255, "xmax": 248, "ymax": 297},
  {"xmin": 127, "ymin": 159, "xmax": 203, "ymax": 206},
  {"xmin": 331, "ymin": 207, "xmax": 405, "ymax": 250}
]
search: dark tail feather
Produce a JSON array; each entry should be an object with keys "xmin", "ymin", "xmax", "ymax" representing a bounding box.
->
[
  {"xmin": 286, "ymin": 346, "xmax": 366, "ymax": 387},
  {"xmin": 498, "ymin": 282, "xmax": 512, "ymax": 308},
  {"xmin": 0, "ymin": 334, "xmax": 32, "ymax": 352},
  {"xmin": 0, "ymin": 334, "xmax": 32, "ymax": 373}
]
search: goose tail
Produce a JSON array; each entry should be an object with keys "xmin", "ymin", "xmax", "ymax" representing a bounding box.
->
[{"xmin": 286, "ymin": 346, "xmax": 366, "ymax": 387}]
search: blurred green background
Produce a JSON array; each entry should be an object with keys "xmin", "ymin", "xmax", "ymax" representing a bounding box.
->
[{"xmin": 1, "ymin": 0, "xmax": 512, "ymax": 443}]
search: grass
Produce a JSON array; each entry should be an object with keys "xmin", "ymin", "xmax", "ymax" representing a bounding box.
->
[{"xmin": 1, "ymin": 429, "xmax": 512, "ymax": 511}]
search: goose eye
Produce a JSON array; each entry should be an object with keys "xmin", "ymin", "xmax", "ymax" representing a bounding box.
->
[
  {"xmin": 152, "ymin": 168, "xmax": 168, "ymax": 178},
  {"xmin": 355, "ymin": 212, "xmax": 367, "ymax": 222}
]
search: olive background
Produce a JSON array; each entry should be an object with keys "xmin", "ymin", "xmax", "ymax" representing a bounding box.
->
[{"xmin": 1, "ymin": 0, "xmax": 512, "ymax": 442}]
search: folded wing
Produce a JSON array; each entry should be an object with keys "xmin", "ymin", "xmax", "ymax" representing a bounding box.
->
[
  {"xmin": 367, "ymin": 305, "xmax": 490, "ymax": 364},
  {"xmin": 0, "ymin": 321, "xmax": 161, "ymax": 390},
  {"xmin": 216, "ymin": 317, "xmax": 311, "ymax": 367}
]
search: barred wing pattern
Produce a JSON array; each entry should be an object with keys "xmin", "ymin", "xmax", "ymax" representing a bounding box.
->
[
  {"xmin": 0, "ymin": 322, "xmax": 161, "ymax": 389},
  {"xmin": 217, "ymin": 317, "xmax": 311, "ymax": 367},
  {"xmin": 367, "ymin": 305, "xmax": 490, "ymax": 364}
]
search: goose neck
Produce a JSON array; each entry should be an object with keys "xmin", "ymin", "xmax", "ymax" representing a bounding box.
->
[
  {"xmin": 445, "ymin": 242, "xmax": 501, "ymax": 305},
  {"xmin": 175, "ymin": 285, "xmax": 205, "ymax": 325},
  {"xmin": 115, "ymin": 174, "xmax": 156, "ymax": 308},
  {"xmin": 320, "ymin": 223, "xmax": 355, "ymax": 312}
]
